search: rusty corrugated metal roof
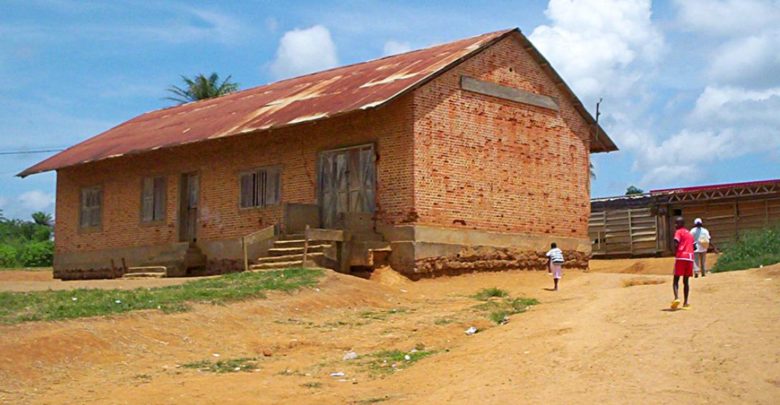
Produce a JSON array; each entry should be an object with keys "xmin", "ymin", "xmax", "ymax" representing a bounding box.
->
[{"xmin": 19, "ymin": 28, "xmax": 615, "ymax": 177}]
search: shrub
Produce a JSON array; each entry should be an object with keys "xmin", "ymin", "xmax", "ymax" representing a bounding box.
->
[
  {"xmin": 472, "ymin": 287, "xmax": 509, "ymax": 301},
  {"xmin": 17, "ymin": 241, "xmax": 54, "ymax": 267},
  {"xmin": 0, "ymin": 245, "xmax": 17, "ymax": 267},
  {"xmin": 713, "ymin": 226, "xmax": 780, "ymax": 272}
]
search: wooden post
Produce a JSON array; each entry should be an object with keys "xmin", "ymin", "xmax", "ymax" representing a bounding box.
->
[
  {"xmin": 628, "ymin": 209, "xmax": 634, "ymax": 255},
  {"xmin": 302, "ymin": 225, "xmax": 310, "ymax": 268},
  {"xmin": 242, "ymin": 236, "xmax": 249, "ymax": 272}
]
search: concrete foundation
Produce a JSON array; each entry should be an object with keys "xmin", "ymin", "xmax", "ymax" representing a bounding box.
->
[
  {"xmin": 53, "ymin": 242, "xmax": 191, "ymax": 280},
  {"xmin": 378, "ymin": 224, "xmax": 590, "ymax": 277}
]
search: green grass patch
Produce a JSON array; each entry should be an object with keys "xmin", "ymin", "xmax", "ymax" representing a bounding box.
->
[
  {"xmin": 0, "ymin": 268, "xmax": 322, "ymax": 324},
  {"xmin": 361, "ymin": 349, "xmax": 436, "ymax": 375},
  {"xmin": 471, "ymin": 287, "xmax": 509, "ymax": 301},
  {"xmin": 713, "ymin": 226, "xmax": 780, "ymax": 272},
  {"xmin": 473, "ymin": 297, "xmax": 539, "ymax": 324},
  {"xmin": 182, "ymin": 357, "xmax": 258, "ymax": 373},
  {"xmin": 301, "ymin": 382, "xmax": 322, "ymax": 389}
]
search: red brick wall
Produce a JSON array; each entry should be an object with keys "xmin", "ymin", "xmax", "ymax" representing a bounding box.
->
[
  {"xmin": 411, "ymin": 34, "xmax": 592, "ymax": 239},
  {"xmin": 55, "ymin": 96, "xmax": 414, "ymax": 254}
]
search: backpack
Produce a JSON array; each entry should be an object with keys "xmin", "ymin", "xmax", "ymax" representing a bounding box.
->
[{"xmin": 694, "ymin": 228, "xmax": 709, "ymax": 251}]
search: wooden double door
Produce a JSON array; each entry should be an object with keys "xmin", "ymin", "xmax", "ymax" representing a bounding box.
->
[{"xmin": 318, "ymin": 144, "xmax": 376, "ymax": 229}]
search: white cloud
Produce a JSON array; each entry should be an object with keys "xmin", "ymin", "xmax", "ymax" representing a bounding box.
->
[
  {"xmin": 633, "ymin": 86, "xmax": 780, "ymax": 184},
  {"xmin": 529, "ymin": 0, "xmax": 779, "ymax": 188},
  {"xmin": 674, "ymin": 0, "xmax": 780, "ymax": 36},
  {"xmin": 690, "ymin": 86, "xmax": 780, "ymax": 124},
  {"xmin": 18, "ymin": 190, "xmax": 55, "ymax": 212},
  {"xmin": 707, "ymin": 30, "xmax": 780, "ymax": 88},
  {"xmin": 269, "ymin": 25, "xmax": 339, "ymax": 79},
  {"xmin": 624, "ymin": 0, "xmax": 780, "ymax": 186},
  {"xmin": 383, "ymin": 40, "xmax": 412, "ymax": 56},
  {"xmin": 529, "ymin": 0, "xmax": 664, "ymax": 102}
]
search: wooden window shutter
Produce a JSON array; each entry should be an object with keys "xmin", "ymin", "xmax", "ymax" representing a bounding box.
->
[
  {"xmin": 153, "ymin": 177, "xmax": 166, "ymax": 221},
  {"xmin": 264, "ymin": 167, "xmax": 280, "ymax": 206},
  {"xmin": 141, "ymin": 178, "xmax": 154, "ymax": 222},
  {"xmin": 240, "ymin": 172, "xmax": 254, "ymax": 208},
  {"xmin": 81, "ymin": 187, "xmax": 102, "ymax": 228},
  {"xmin": 92, "ymin": 189, "xmax": 102, "ymax": 227},
  {"xmin": 80, "ymin": 189, "xmax": 90, "ymax": 228}
]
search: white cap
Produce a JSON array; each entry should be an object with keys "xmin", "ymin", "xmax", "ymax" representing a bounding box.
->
[{"xmin": 694, "ymin": 218, "xmax": 703, "ymax": 225}]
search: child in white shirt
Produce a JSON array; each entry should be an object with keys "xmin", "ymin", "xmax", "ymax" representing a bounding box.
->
[{"xmin": 546, "ymin": 242, "xmax": 565, "ymax": 291}]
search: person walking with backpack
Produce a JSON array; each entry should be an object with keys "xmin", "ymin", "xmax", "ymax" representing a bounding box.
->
[{"xmin": 690, "ymin": 218, "xmax": 717, "ymax": 277}]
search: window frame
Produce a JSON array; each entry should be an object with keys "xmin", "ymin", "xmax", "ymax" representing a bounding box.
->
[
  {"xmin": 238, "ymin": 165, "xmax": 282, "ymax": 210},
  {"xmin": 79, "ymin": 186, "xmax": 103, "ymax": 230},
  {"xmin": 140, "ymin": 176, "xmax": 167, "ymax": 224}
]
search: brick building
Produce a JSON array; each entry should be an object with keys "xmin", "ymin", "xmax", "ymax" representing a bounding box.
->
[{"xmin": 20, "ymin": 28, "xmax": 617, "ymax": 279}]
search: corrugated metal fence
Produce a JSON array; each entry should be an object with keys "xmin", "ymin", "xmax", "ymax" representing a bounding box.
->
[{"xmin": 589, "ymin": 206, "xmax": 660, "ymax": 257}]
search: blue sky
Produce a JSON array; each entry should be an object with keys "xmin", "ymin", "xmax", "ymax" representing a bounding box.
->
[{"xmin": 1, "ymin": 0, "xmax": 778, "ymax": 219}]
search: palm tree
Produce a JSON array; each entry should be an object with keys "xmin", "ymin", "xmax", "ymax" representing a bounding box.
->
[
  {"xmin": 32, "ymin": 211, "xmax": 53, "ymax": 227},
  {"xmin": 166, "ymin": 73, "xmax": 239, "ymax": 104}
]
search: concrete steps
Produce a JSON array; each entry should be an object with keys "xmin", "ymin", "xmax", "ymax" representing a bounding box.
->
[
  {"xmin": 255, "ymin": 252, "xmax": 325, "ymax": 265},
  {"xmin": 250, "ymin": 234, "xmax": 333, "ymax": 270},
  {"xmin": 250, "ymin": 259, "xmax": 313, "ymax": 271},
  {"xmin": 267, "ymin": 244, "xmax": 329, "ymax": 256}
]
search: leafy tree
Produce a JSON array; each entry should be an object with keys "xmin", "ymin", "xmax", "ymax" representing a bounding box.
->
[
  {"xmin": 18, "ymin": 241, "xmax": 54, "ymax": 267},
  {"xmin": 0, "ymin": 245, "xmax": 16, "ymax": 267},
  {"xmin": 166, "ymin": 73, "xmax": 239, "ymax": 104},
  {"xmin": 0, "ymin": 211, "xmax": 54, "ymax": 267},
  {"xmin": 32, "ymin": 211, "xmax": 52, "ymax": 227},
  {"xmin": 625, "ymin": 185, "xmax": 644, "ymax": 196}
]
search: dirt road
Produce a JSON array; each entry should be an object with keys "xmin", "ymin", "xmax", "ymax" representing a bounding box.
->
[{"xmin": 1, "ymin": 260, "xmax": 778, "ymax": 404}]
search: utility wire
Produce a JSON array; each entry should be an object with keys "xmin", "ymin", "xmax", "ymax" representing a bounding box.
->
[{"xmin": 0, "ymin": 148, "xmax": 65, "ymax": 156}]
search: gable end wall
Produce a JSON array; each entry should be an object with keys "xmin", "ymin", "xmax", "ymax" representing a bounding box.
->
[{"xmin": 411, "ymin": 34, "xmax": 592, "ymax": 240}]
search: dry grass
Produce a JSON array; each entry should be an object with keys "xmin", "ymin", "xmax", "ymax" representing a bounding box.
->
[{"xmin": 622, "ymin": 278, "xmax": 666, "ymax": 288}]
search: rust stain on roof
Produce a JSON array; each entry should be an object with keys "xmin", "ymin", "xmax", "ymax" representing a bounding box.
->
[{"xmin": 19, "ymin": 28, "xmax": 615, "ymax": 177}]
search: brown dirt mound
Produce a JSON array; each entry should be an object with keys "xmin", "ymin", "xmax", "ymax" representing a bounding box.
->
[{"xmin": 369, "ymin": 265, "xmax": 413, "ymax": 287}]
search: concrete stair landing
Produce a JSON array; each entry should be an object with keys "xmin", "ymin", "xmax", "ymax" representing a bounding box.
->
[{"xmin": 250, "ymin": 235, "xmax": 332, "ymax": 271}]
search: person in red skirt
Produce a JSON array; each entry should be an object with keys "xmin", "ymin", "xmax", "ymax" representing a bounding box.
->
[{"xmin": 671, "ymin": 217, "xmax": 695, "ymax": 310}]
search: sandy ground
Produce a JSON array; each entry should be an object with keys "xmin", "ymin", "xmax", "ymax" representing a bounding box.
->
[
  {"xmin": 589, "ymin": 254, "xmax": 720, "ymax": 275},
  {"xmin": 0, "ymin": 269, "xmax": 189, "ymax": 292},
  {"xmin": 0, "ymin": 259, "xmax": 778, "ymax": 404}
]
